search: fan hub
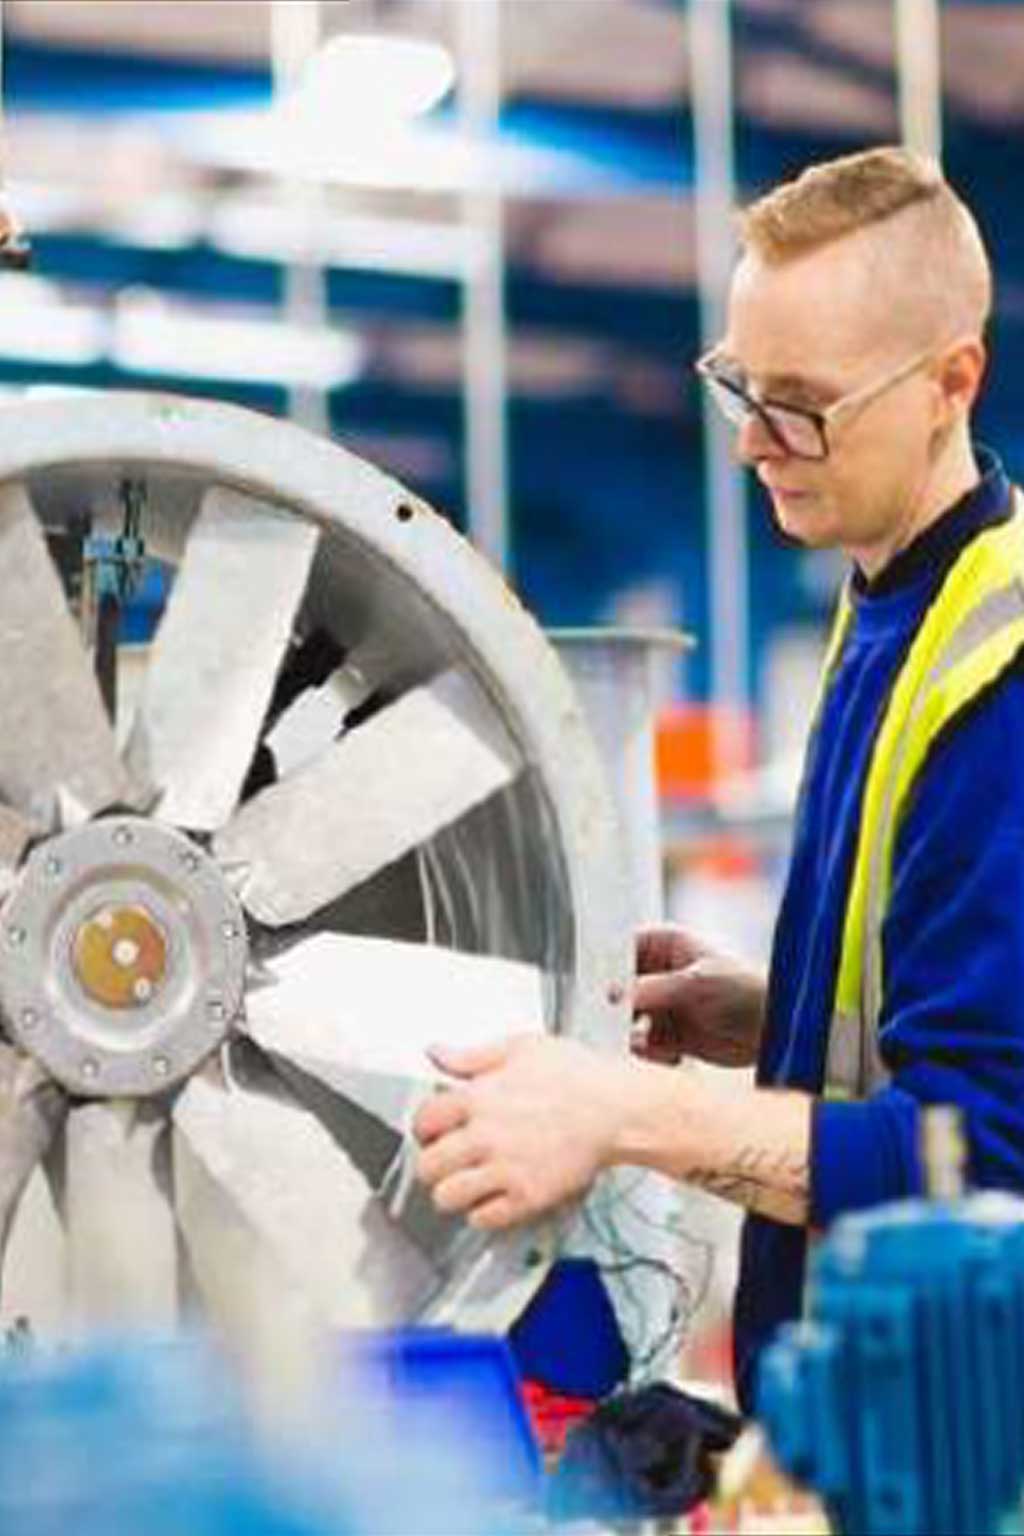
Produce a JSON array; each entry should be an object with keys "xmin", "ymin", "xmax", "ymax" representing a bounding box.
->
[
  {"xmin": 0, "ymin": 817, "xmax": 248, "ymax": 1096},
  {"xmin": 72, "ymin": 903, "xmax": 169, "ymax": 1010}
]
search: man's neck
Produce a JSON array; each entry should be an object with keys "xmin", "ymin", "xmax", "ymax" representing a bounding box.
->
[{"xmin": 850, "ymin": 433, "xmax": 981, "ymax": 581}]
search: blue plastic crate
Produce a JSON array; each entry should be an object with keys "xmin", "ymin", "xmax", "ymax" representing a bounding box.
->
[{"xmin": 340, "ymin": 1328, "xmax": 542, "ymax": 1509}]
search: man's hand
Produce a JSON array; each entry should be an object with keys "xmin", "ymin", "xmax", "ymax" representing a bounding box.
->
[
  {"xmin": 631, "ymin": 925, "xmax": 767, "ymax": 1068},
  {"xmin": 414, "ymin": 1035, "xmax": 638, "ymax": 1230},
  {"xmin": 415, "ymin": 1031, "xmax": 812, "ymax": 1229}
]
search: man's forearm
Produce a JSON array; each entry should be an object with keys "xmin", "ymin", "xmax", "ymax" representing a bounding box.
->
[{"xmin": 608, "ymin": 1062, "xmax": 813, "ymax": 1225}]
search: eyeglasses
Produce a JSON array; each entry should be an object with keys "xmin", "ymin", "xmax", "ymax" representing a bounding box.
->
[{"xmin": 695, "ymin": 347, "xmax": 934, "ymax": 461}]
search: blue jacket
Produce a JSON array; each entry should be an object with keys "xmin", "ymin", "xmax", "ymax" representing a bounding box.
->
[{"xmin": 734, "ymin": 449, "xmax": 1024, "ymax": 1411}]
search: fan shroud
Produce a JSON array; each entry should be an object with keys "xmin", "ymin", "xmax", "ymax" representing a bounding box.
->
[{"xmin": 0, "ymin": 391, "xmax": 632, "ymax": 1347}]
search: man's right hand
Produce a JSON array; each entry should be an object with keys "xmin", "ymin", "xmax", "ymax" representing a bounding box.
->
[{"xmin": 631, "ymin": 925, "xmax": 767, "ymax": 1068}]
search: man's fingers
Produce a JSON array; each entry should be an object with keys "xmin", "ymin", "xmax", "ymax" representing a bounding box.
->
[
  {"xmin": 629, "ymin": 970, "xmax": 684, "ymax": 1019},
  {"xmin": 467, "ymin": 1195, "xmax": 520, "ymax": 1231},
  {"xmin": 413, "ymin": 1088, "xmax": 469, "ymax": 1146},
  {"xmin": 634, "ymin": 926, "xmax": 685, "ymax": 974},
  {"xmin": 629, "ymin": 1018, "xmax": 682, "ymax": 1064},
  {"xmin": 417, "ymin": 1125, "xmax": 484, "ymax": 1186},
  {"xmin": 629, "ymin": 1017, "xmax": 650, "ymax": 1051},
  {"xmin": 634, "ymin": 924, "xmax": 704, "ymax": 976},
  {"xmin": 431, "ymin": 1163, "xmax": 508, "ymax": 1217},
  {"xmin": 427, "ymin": 1038, "xmax": 511, "ymax": 1079},
  {"xmin": 633, "ymin": 953, "xmax": 729, "ymax": 1014}
]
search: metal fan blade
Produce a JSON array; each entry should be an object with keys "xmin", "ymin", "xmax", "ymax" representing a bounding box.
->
[
  {"xmin": 0, "ymin": 482, "xmax": 131, "ymax": 824},
  {"xmin": 0, "ymin": 1045, "xmax": 66, "ymax": 1256},
  {"xmin": 241, "ymin": 936, "xmax": 544, "ymax": 1279},
  {"xmin": 265, "ymin": 661, "xmax": 374, "ymax": 779},
  {"xmin": 1, "ymin": 1165, "xmax": 68, "ymax": 1337},
  {"xmin": 214, "ymin": 670, "xmax": 522, "ymax": 926},
  {"xmin": 63, "ymin": 1100, "xmax": 178, "ymax": 1327},
  {"xmin": 173, "ymin": 1071, "xmax": 439, "ymax": 1334},
  {"xmin": 125, "ymin": 485, "xmax": 319, "ymax": 832},
  {"xmin": 0, "ymin": 806, "xmax": 35, "ymax": 898},
  {"xmin": 244, "ymin": 933, "xmax": 545, "ymax": 1125}
]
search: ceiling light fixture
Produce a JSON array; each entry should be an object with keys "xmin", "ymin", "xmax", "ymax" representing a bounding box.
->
[
  {"xmin": 111, "ymin": 296, "xmax": 364, "ymax": 391},
  {"xmin": 0, "ymin": 276, "xmax": 105, "ymax": 365},
  {"xmin": 285, "ymin": 34, "xmax": 456, "ymax": 130}
]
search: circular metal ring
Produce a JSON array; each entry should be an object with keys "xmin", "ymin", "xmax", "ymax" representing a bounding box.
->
[{"xmin": 0, "ymin": 817, "xmax": 247, "ymax": 1095}]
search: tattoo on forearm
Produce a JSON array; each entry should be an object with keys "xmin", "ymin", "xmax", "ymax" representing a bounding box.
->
[{"xmin": 686, "ymin": 1145, "xmax": 809, "ymax": 1222}]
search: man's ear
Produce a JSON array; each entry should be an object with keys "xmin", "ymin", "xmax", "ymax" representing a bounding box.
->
[{"xmin": 936, "ymin": 335, "xmax": 987, "ymax": 423}]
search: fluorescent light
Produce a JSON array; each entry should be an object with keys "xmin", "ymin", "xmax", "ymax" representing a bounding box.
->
[
  {"xmin": 7, "ymin": 179, "xmax": 95, "ymax": 233},
  {"xmin": 209, "ymin": 197, "xmax": 485, "ymax": 279},
  {"xmin": 0, "ymin": 307, "xmax": 104, "ymax": 365},
  {"xmin": 288, "ymin": 35, "xmax": 455, "ymax": 127},
  {"xmin": 161, "ymin": 106, "xmax": 622, "ymax": 195},
  {"xmin": 24, "ymin": 385, "xmax": 106, "ymax": 400},
  {"xmin": 106, "ymin": 194, "xmax": 206, "ymax": 251},
  {"xmin": 0, "ymin": 276, "xmax": 105, "ymax": 365},
  {"xmin": 0, "ymin": 278, "xmax": 365, "ymax": 392},
  {"xmin": 112, "ymin": 297, "xmax": 364, "ymax": 389}
]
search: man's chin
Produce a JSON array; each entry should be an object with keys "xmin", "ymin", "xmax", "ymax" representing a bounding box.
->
[{"xmin": 771, "ymin": 493, "xmax": 832, "ymax": 547}]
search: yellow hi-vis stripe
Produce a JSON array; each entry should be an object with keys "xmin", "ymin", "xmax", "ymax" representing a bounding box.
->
[{"xmin": 833, "ymin": 502, "xmax": 1024, "ymax": 1036}]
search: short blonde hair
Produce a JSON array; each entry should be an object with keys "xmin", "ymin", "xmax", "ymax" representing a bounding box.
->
[{"xmin": 739, "ymin": 146, "xmax": 993, "ymax": 337}]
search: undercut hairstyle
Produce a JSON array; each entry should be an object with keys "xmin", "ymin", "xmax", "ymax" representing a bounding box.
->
[{"xmin": 740, "ymin": 146, "xmax": 993, "ymax": 339}]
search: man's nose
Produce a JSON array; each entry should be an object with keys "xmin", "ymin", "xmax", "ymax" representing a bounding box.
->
[{"xmin": 735, "ymin": 409, "xmax": 786, "ymax": 466}]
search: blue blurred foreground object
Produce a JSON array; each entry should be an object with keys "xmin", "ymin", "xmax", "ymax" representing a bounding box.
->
[
  {"xmin": 759, "ymin": 1191, "xmax": 1024, "ymax": 1536},
  {"xmin": 0, "ymin": 1336, "xmax": 344, "ymax": 1536},
  {"xmin": 344, "ymin": 1329, "xmax": 542, "ymax": 1513},
  {"xmin": 0, "ymin": 1332, "xmax": 542, "ymax": 1536}
]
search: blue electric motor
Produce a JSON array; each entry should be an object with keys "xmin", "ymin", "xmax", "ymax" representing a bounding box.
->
[{"xmin": 759, "ymin": 1188, "xmax": 1024, "ymax": 1536}]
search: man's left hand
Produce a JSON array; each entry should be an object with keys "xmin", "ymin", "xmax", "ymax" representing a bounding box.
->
[{"xmin": 414, "ymin": 1035, "xmax": 633, "ymax": 1230}]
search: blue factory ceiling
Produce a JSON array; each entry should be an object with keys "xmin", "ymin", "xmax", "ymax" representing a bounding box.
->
[{"xmin": 0, "ymin": 0, "xmax": 1022, "ymax": 697}]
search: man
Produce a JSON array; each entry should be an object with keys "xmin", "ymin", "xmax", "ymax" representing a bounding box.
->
[{"xmin": 415, "ymin": 146, "xmax": 1024, "ymax": 1411}]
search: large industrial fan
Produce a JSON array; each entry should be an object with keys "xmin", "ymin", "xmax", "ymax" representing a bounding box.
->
[{"xmin": 0, "ymin": 391, "xmax": 633, "ymax": 1349}]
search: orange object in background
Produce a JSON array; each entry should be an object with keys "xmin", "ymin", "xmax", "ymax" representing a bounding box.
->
[{"xmin": 655, "ymin": 704, "xmax": 756, "ymax": 803}]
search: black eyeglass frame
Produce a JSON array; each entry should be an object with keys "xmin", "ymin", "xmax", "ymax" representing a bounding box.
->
[{"xmin": 695, "ymin": 347, "xmax": 934, "ymax": 462}]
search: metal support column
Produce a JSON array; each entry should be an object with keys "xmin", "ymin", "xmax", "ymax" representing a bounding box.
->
[
  {"xmin": 552, "ymin": 629, "xmax": 707, "ymax": 1380},
  {"xmin": 457, "ymin": 0, "xmax": 510, "ymax": 574},
  {"xmin": 552, "ymin": 630, "xmax": 692, "ymax": 924},
  {"xmin": 271, "ymin": 0, "xmax": 332, "ymax": 437},
  {"xmin": 895, "ymin": 0, "xmax": 943, "ymax": 161},
  {"xmin": 689, "ymin": 0, "xmax": 748, "ymax": 773}
]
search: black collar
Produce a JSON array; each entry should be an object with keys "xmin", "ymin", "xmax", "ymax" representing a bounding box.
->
[{"xmin": 854, "ymin": 446, "xmax": 1012, "ymax": 600}]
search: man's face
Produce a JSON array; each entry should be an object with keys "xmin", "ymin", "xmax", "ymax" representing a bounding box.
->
[{"xmin": 721, "ymin": 236, "xmax": 943, "ymax": 566}]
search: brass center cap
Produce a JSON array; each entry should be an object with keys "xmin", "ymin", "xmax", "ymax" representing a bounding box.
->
[{"xmin": 72, "ymin": 903, "xmax": 168, "ymax": 1011}]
